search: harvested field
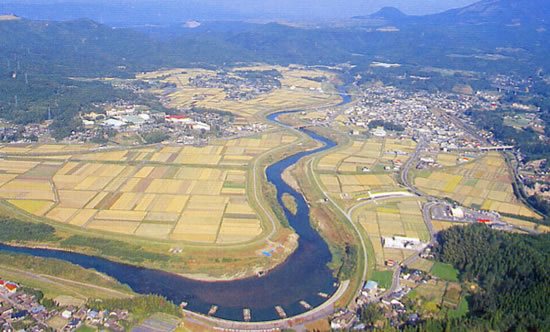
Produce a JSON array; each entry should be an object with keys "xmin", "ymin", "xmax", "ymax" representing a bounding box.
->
[
  {"xmin": 356, "ymin": 199, "xmax": 429, "ymax": 268},
  {"xmin": 7, "ymin": 199, "xmax": 53, "ymax": 216},
  {"xmin": 414, "ymin": 152, "xmax": 540, "ymax": 220},
  {"xmin": 0, "ymin": 129, "xmax": 289, "ymax": 244}
]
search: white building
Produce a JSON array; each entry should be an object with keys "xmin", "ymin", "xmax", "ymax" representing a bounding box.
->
[
  {"xmin": 192, "ymin": 122, "xmax": 211, "ymax": 131},
  {"xmin": 373, "ymin": 128, "xmax": 387, "ymax": 137},
  {"xmin": 104, "ymin": 119, "xmax": 125, "ymax": 128},
  {"xmin": 383, "ymin": 236, "xmax": 426, "ymax": 250}
]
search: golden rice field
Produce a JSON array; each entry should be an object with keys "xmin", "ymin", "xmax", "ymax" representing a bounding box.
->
[
  {"xmin": 317, "ymin": 137, "xmax": 416, "ymax": 174},
  {"xmin": 414, "ymin": 152, "xmax": 540, "ymax": 219},
  {"xmin": 354, "ymin": 199, "xmax": 430, "ymax": 267},
  {"xmin": 0, "ymin": 132, "xmax": 296, "ymax": 244},
  {"xmin": 137, "ymin": 65, "xmax": 341, "ymax": 120},
  {"xmin": 316, "ymin": 139, "xmax": 413, "ymax": 197}
]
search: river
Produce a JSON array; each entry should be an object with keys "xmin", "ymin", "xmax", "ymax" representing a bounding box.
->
[{"xmin": 0, "ymin": 89, "xmax": 352, "ymax": 322}]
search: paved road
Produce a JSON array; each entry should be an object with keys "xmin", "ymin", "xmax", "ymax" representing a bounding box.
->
[
  {"xmin": 347, "ymin": 192, "xmax": 417, "ymax": 218},
  {"xmin": 400, "ymin": 138, "xmax": 427, "ymax": 196},
  {"xmin": 378, "ymin": 140, "xmax": 439, "ymax": 299},
  {"xmin": 308, "ymin": 159, "xmax": 369, "ymax": 285}
]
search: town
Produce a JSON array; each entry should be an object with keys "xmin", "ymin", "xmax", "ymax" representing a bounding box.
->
[{"xmin": 0, "ymin": 279, "xmax": 129, "ymax": 332}]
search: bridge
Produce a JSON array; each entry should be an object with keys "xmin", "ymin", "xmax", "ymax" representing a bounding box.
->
[
  {"xmin": 290, "ymin": 122, "xmax": 329, "ymax": 129},
  {"xmin": 479, "ymin": 145, "xmax": 514, "ymax": 151}
]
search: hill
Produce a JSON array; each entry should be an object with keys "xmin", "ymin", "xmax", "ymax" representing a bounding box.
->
[
  {"xmin": 395, "ymin": 0, "xmax": 550, "ymax": 26},
  {"xmin": 0, "ymin": 0, "xmax": 549, "ymax": 139}
]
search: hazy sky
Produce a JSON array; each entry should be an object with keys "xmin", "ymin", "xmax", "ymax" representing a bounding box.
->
[
  {"xmin": 205, "ymin": 0, "xmax": 479, "ymax": 17},
  {"xmin": 2, "ymin": 0, "xmax": 480, "ymax": 18}
]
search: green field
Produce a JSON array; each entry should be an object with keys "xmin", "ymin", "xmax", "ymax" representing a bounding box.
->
[
  {"xmin": 431, "ymin": 262, "xmax": 459, "ymax": 282},
  {"xmin": 76, "ymin": 325, "xmax": 97, "ymax": 332},
  {"xmin": 371, "ymin": 270, "xmax": 393, "ymax": 289},
  {"xmin": 447, "ymin": 296, "xmax": 470, "ymax": 319}
]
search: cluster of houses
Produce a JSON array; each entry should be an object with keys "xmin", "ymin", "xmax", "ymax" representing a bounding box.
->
[
  {"xmin": 188, "ymin": 72, "xmax": 280, "ymax": 101},
  {"xmin": 342, "ymin": 85, "xmax": 488, "ymax": 152},
  {"xmin": 331, "ymin": 267, "xmax": 440, "ymax": 330},
  {"xmin": 0, "ymin": 279, "xmax": 129, "ymax": 332},
  {"xmin": 1, "ymin": 280, "xmax": 41, "ymax": 332}
]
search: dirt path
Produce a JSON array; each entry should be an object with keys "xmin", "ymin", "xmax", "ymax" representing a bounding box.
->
[{"xmin": 0, "ymin": 266, "xmax": 133, "ymax": 298}]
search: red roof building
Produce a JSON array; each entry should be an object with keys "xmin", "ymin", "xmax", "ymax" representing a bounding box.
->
[{"xmin": 5, "ymin": 283, "xmax": 18, "ymax": 293}]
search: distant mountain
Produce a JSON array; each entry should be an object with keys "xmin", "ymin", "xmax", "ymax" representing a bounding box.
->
[
  {"xmin": 353, "ymin": 0, "xmax": 549, "ymax": 27},
  {"xmin": 0, "ymin": 2, "xmax": 244, "ymax": 26},
  {"xmin": 368, "ymin": 7, "xmax": 407, "ymax": 21},
  {"xmin": 424, "ymin": 0, "xmax": 550, "ymax": 25}
]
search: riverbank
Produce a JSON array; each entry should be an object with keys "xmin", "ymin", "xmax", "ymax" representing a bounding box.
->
[{"xmin": 0, "ymin": 87, "xmax": 355, "ymax": 323}]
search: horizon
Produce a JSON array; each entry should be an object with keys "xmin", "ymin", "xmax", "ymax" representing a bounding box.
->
[{"xmin": 0, "ymin": 0, "xmax": 480, "ymax": 21}]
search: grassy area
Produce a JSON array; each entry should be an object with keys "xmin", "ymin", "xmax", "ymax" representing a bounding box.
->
[
  {"xmin": 0, "ymin": 252, "xmax": 134, "ymax": 300},
  {"xmin": 76, "ymin": 325, "xmax": 97, "ymax": 332},
  {"xmin": 371, "ymin": 270, "xmax": 393, "ymax": 289},
  {"xmin": 431, "ymin": 262, "xmax": 459, "ymax": 282},
  {"xmin": 447, "ymin": 296, "xmax": 470, "ymax": 319},
  {"xmin": 407, "ymin": 258, "xmax": 434, "ymax": 272},
  {"xmin": 281, "ymin": 193, "xmax": 298, "ymax": 215}
]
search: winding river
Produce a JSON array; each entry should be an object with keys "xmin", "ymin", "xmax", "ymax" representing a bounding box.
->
[{"xmin": 0, "ymin": 89, "xmax": 352, "ymax": 322}]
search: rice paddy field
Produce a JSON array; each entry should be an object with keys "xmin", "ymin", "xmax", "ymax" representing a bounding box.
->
[
  {"xmin": 353, "ymin": 199, "xmax": 430, "ymax": 268},
  {"xmin": 413, "ymin": 152, "xmax": 540, "ymax": 219},
  {"xmin": 0, "ymin": 132, "xmax": 298, "ymax": 245},
  {"xmin": 137, "ymin": 65, "xmax": 341, "ymax": 120},
  {"xmin": 315, "ymin": 137, "xmax": 415, "ymax": 200}
]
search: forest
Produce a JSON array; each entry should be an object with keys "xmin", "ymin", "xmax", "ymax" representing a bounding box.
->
[
  {"xmin": 430, "ymin": 224, "xmax": 550, "ymax": 331},
  {"xmin": 0, "ymin": 217, "xmax": 56, "ymax": 242}
]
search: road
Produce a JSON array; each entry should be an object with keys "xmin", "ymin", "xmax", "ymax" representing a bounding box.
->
[
  {"xmin": 400, "ymin": 138, "xmax": 427, "ymax": 196},
  {"xmin": 308, "ymin": 157, "xmax": 370, "ymax": 302},
  {"xmin": 377, "ymin": 140, "xmax": 439, "ymax": 299}
]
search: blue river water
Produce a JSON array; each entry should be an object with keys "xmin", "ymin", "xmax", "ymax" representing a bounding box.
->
[{"xmin": 0, "ymin": 89, "xmax": 351, "ymax": 322}]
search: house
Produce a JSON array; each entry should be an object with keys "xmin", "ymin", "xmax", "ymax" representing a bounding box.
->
[
  {"xmin": 363, "ymin": 280, "xmax": 379, "ymax": 296},
  {"xmin": 4, "ymin": 283, "xmax": 18, "ymax": 294},
  {"xmin": 62, "ymin": 310, "xmax": 72, "ymax": 320},
  {"xmin": 10, "ymin": 311, "xmax": 27, "ymax": 321},
  {"xmin": 191, "ymin": 122, "xmax": 211, "ymax": 131},
  {"xmin": 103, "ymin": 119, "xmax": 125, "ymax": 128},
  {"xmin": 30, "ymin": 306, "xmax": 45, "ymax": 314},
  {"xmin": 165, "ymin": 115, "xmax": 192, "ymax": 124}
]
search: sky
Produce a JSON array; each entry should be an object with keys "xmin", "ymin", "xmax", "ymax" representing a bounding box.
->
[
  {"xmin": 204, "ymin": 0, "xmax": 479, "ymax": 17},
  {"xmin": 1, "ymin": 0, "xmax": 480, "ymax": 19}
]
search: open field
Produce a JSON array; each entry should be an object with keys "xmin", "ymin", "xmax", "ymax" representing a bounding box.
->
[
  {"xmin": 316, "ymin": 137, "xmax": 416, "ymax": 174},
  {"xmin": 413, "ymin": 152, "xmax": 540, "ymax": 219},
  {"xmin": 431, "ymin": 262, "xmax": 459, "ymax": 282},
  {"xmin": 354, "ymin": 199, "xmax": 429, "ymax": 268},
  {"xmin": 137, "ymin": 65, "xmax": 341, "ymax": 121},
  {"xmin": 0, "ymin": 131, "xmax": 297, "ymax": 245},
  {"xmin": 315, "ymin": 137, "xmax": 416, "ymax": 202}
]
